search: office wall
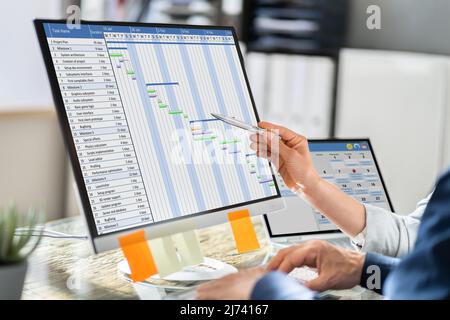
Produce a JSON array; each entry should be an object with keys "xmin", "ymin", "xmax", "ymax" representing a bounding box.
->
[
  {"xmin": 346, "ymin": 0, "xmax": 450, "ymax": 56},
  {"xmin": 0, "ymin": 0, "xmax": 63, "ymax": 111},
  {"xmin": 0, "ymin": 111, "xmax": 67, "ymax": 219},
  {"xmin": 0, "ymin": 1, "xmax": 77, "ymax": 219},
  {"xmin": 245, "ymin": 52, "xmax": 334, "ymax": 138},
  {"xmin": 444, "ymin": 74, "xmax": 450, "ymax": 170},
  {"xmin": 336, "ymin": 49, "xmax": 449, "ymax": 214}
]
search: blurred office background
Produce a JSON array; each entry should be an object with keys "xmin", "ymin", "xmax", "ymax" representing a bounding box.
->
[{"xmin": 1, "ymin": 0, "xmax": 450, "ymax": 220}]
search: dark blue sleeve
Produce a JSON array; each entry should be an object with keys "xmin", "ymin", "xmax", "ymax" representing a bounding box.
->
[
  {"xmin": 251, "ymin": 271, "xmax": 318, "ymax": 300},
  {"xmin": 384, "ymin": 169, "xmax": 450, "ymax": 299},
  {"xmin": 359, "ymin": 252, "xmax": 400, "ymax": 294}
]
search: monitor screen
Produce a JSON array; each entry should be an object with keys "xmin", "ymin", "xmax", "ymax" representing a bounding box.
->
[
  {"xmin": 265, "ymin": 140, "xmax": 393, "ymax": 237},
  {"xmin": 41, "ymin": 22, "xmax": 279, "ymax": 236}
]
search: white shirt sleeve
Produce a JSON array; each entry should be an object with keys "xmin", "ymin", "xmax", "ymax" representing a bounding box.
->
[{"xmin": 350, "ymin": 193, "xmax": 432, "ymax": 257}]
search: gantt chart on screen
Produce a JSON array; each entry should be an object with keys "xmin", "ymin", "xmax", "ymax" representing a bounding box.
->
[{"xmin": 44, "ymin": 23, "xmax": 278, "ymax": 235}]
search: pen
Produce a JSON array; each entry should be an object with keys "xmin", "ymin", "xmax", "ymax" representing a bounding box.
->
[{"xmin": 210, "ymin": 113, "xmax": 266, "ymax": 135}]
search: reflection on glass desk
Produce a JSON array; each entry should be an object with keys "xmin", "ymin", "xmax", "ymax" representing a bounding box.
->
[{"xmin": 23, "ymin": 216, "xmax": 382, "ymax": 300}]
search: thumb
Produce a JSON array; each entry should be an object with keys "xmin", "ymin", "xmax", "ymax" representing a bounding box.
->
[
  {"xmin": 258, "ymin": 121, "xmax": 298, "ymax": 143},
  {"xmin": 304, "ymin": 275, "xmax": 330, "ymax": 292},
  {"xmin": 258, "ymin": 131, "xmax": 293, "ymax": 157},
  {"xmin": 258, "ymin": 121, "xmax": 307, "ymax": 153}
]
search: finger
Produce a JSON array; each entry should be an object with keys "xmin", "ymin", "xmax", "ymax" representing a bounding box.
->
[
  {"xmin": 251, "ymin": 135, "xmax": 292, "ymax": 171},
  {"xmin": 256, "ymin": 131, "xmax": 293, "ymax": 160},
  {"xmin": 304, "ymin": 276, "xmax": 330, "ymax": 292},
  {"xmin": 258, "ymin": 121, "xmax": 307, "ymax": 152},
  {"xmin": 195, "ymin": 288, "xmax": 212, "ymax": 300},
  {"xmin": 250, "ymin": 142, "xmax": 293, "ymax": 182},
  {"xmin": 249, "ymin": 137, "xmax": 268, "ymax": 154},
  {"xmin": 250, "ymin": 131, "xmax": 282, "ymax": 153},
  {"xmin": 196, "ymin": 288, "xmax": 214, "ymax": 300},
  {"xmin": 277, "ymin": 246, "xmax": 318, "ymax": 274},
  {"xmin": 257, "ymin": 149, "xmax": 272, "ymax": 161},
  {"xmin": 277, "ymin": 165, "xmax": 296, "ymax": 189},
  {"xmin": 258, "ymin": 122, "xmax": 298, "ymax": 141},
  {"xmin": 250, "ymin": 143, "xmax": 294, "ymax": 186},
  {"xmin": 250, "ymin": 132, "xmax": 277, "ymax": 155},
  {"xmin": 196, "ymin": 279, "xmax": 227, "ymax": 299},
  {"xmin": 197, "ymin": 279, "xmax": 222, "ymax": 292},
  {"xmin": 277, "ymin": 257, "xmax": 298, "ymax": 274},
  {"xmin": 267, "ymin": 246, "xmax": 299, "ymax": 270},
  {"xmin": 250, "ymin": 142, "xmax": 272, "ymax": 160},
  {"xmin": 196, "ymin": 287, "xmax": 223, "ymax": 300},
  {"xmin": 250, "ymin": 138, "xmax": 274, "ymax": 158}
]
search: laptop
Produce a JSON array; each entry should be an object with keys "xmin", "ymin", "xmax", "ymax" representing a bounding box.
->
[{"xmin": 264, "ymin": 139, "xmax": 394, "ymax": 248}]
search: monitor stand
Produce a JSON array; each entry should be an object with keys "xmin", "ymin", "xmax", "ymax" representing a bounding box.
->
[{"xmin": 117, "ymin": 257, "xmax": 237, "ymax": 282}]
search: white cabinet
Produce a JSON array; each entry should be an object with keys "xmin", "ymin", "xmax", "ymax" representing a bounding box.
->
[
  {"xmin": 336, "ymin": 49, "xmax": 449, "ymax": 214},
  {"xmin": 246, "ymin": 52, "xmax": 334, "ymax": 138}
]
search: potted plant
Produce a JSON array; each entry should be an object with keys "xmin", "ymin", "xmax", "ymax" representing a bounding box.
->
[{"xmin": 0, "ymin": 205, "xmax": 44, "ymax": 300}]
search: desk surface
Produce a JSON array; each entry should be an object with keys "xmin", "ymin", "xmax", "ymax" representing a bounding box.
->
[{"xmin": 23, "ymin": 216, "xmax": 381, "ymax": 300}]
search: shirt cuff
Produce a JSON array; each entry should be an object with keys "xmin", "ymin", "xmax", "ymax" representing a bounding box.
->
[
  {"xmin": 351, "ymin": 226, "xmax": 367, "ymax": 249},
  {"xmin": 354, "ymin": 203, "xmax": 402, "ymax": 256},
  {"xmin": 251, "ymin": 271, "xmax": 318, "ymax": 300},
  {"xmin": 360, "ymin": 252, "xmax": 400, "ymax": 294}
]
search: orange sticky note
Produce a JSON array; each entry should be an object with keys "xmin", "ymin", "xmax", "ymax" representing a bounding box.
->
[
  {"xmin": 119, "ymin": 230, "xmax": 158, "ymax": 282},
  {"xmin": 228, "ymin": 209, "xmax": 260, "ymax": 253}
]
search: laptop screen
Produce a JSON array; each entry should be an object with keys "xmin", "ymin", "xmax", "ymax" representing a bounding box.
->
[{"xmin": 264, "ymin": 139, "xmax": 394, "ymax": 237}]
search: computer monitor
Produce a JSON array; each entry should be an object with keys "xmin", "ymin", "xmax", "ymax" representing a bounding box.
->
[
  {"xmin": 35, "ymin": 20, "xmax": 284, "ymax": 253},
  {"xmin": 264, "ymin": 139, "xmax": 394, "ymax": 241}
]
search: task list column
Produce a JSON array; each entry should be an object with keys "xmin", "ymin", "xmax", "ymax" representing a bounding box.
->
[{"xmin": 48, "ymin": 36, "xmax": 153, "ymax": 234}]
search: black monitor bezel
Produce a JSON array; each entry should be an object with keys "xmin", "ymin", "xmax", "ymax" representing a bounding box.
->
[{"xmin": 34, "ymin": 19, "xmax": 281, "ymax": 242}]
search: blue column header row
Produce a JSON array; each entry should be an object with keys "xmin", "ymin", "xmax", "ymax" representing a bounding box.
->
[{"xmin": 44, "ymin": 23, "xmax": 233, "ymax": 39}]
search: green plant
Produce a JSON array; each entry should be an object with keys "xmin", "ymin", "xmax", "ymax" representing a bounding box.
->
[{"xmin": 0, "ymin": 205, "xmax": 44, "ymax": 265}]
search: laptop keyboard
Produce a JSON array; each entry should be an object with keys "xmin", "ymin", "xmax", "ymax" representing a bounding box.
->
[{"xmin": 288, "ymin": 267, "xmax": 318, "ymax": 284}]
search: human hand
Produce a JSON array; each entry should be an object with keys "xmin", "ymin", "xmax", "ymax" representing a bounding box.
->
[
  {"xmin": 196, "ymin": 267, "xmax": 266, "ymax": 300},
  {"xmin": 249, "ymin": 122, "xmax": 320, "ymax": 192},
  {"xmin": 267, "ymin": 240, "xmax": 365, "ymax": 292}
]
